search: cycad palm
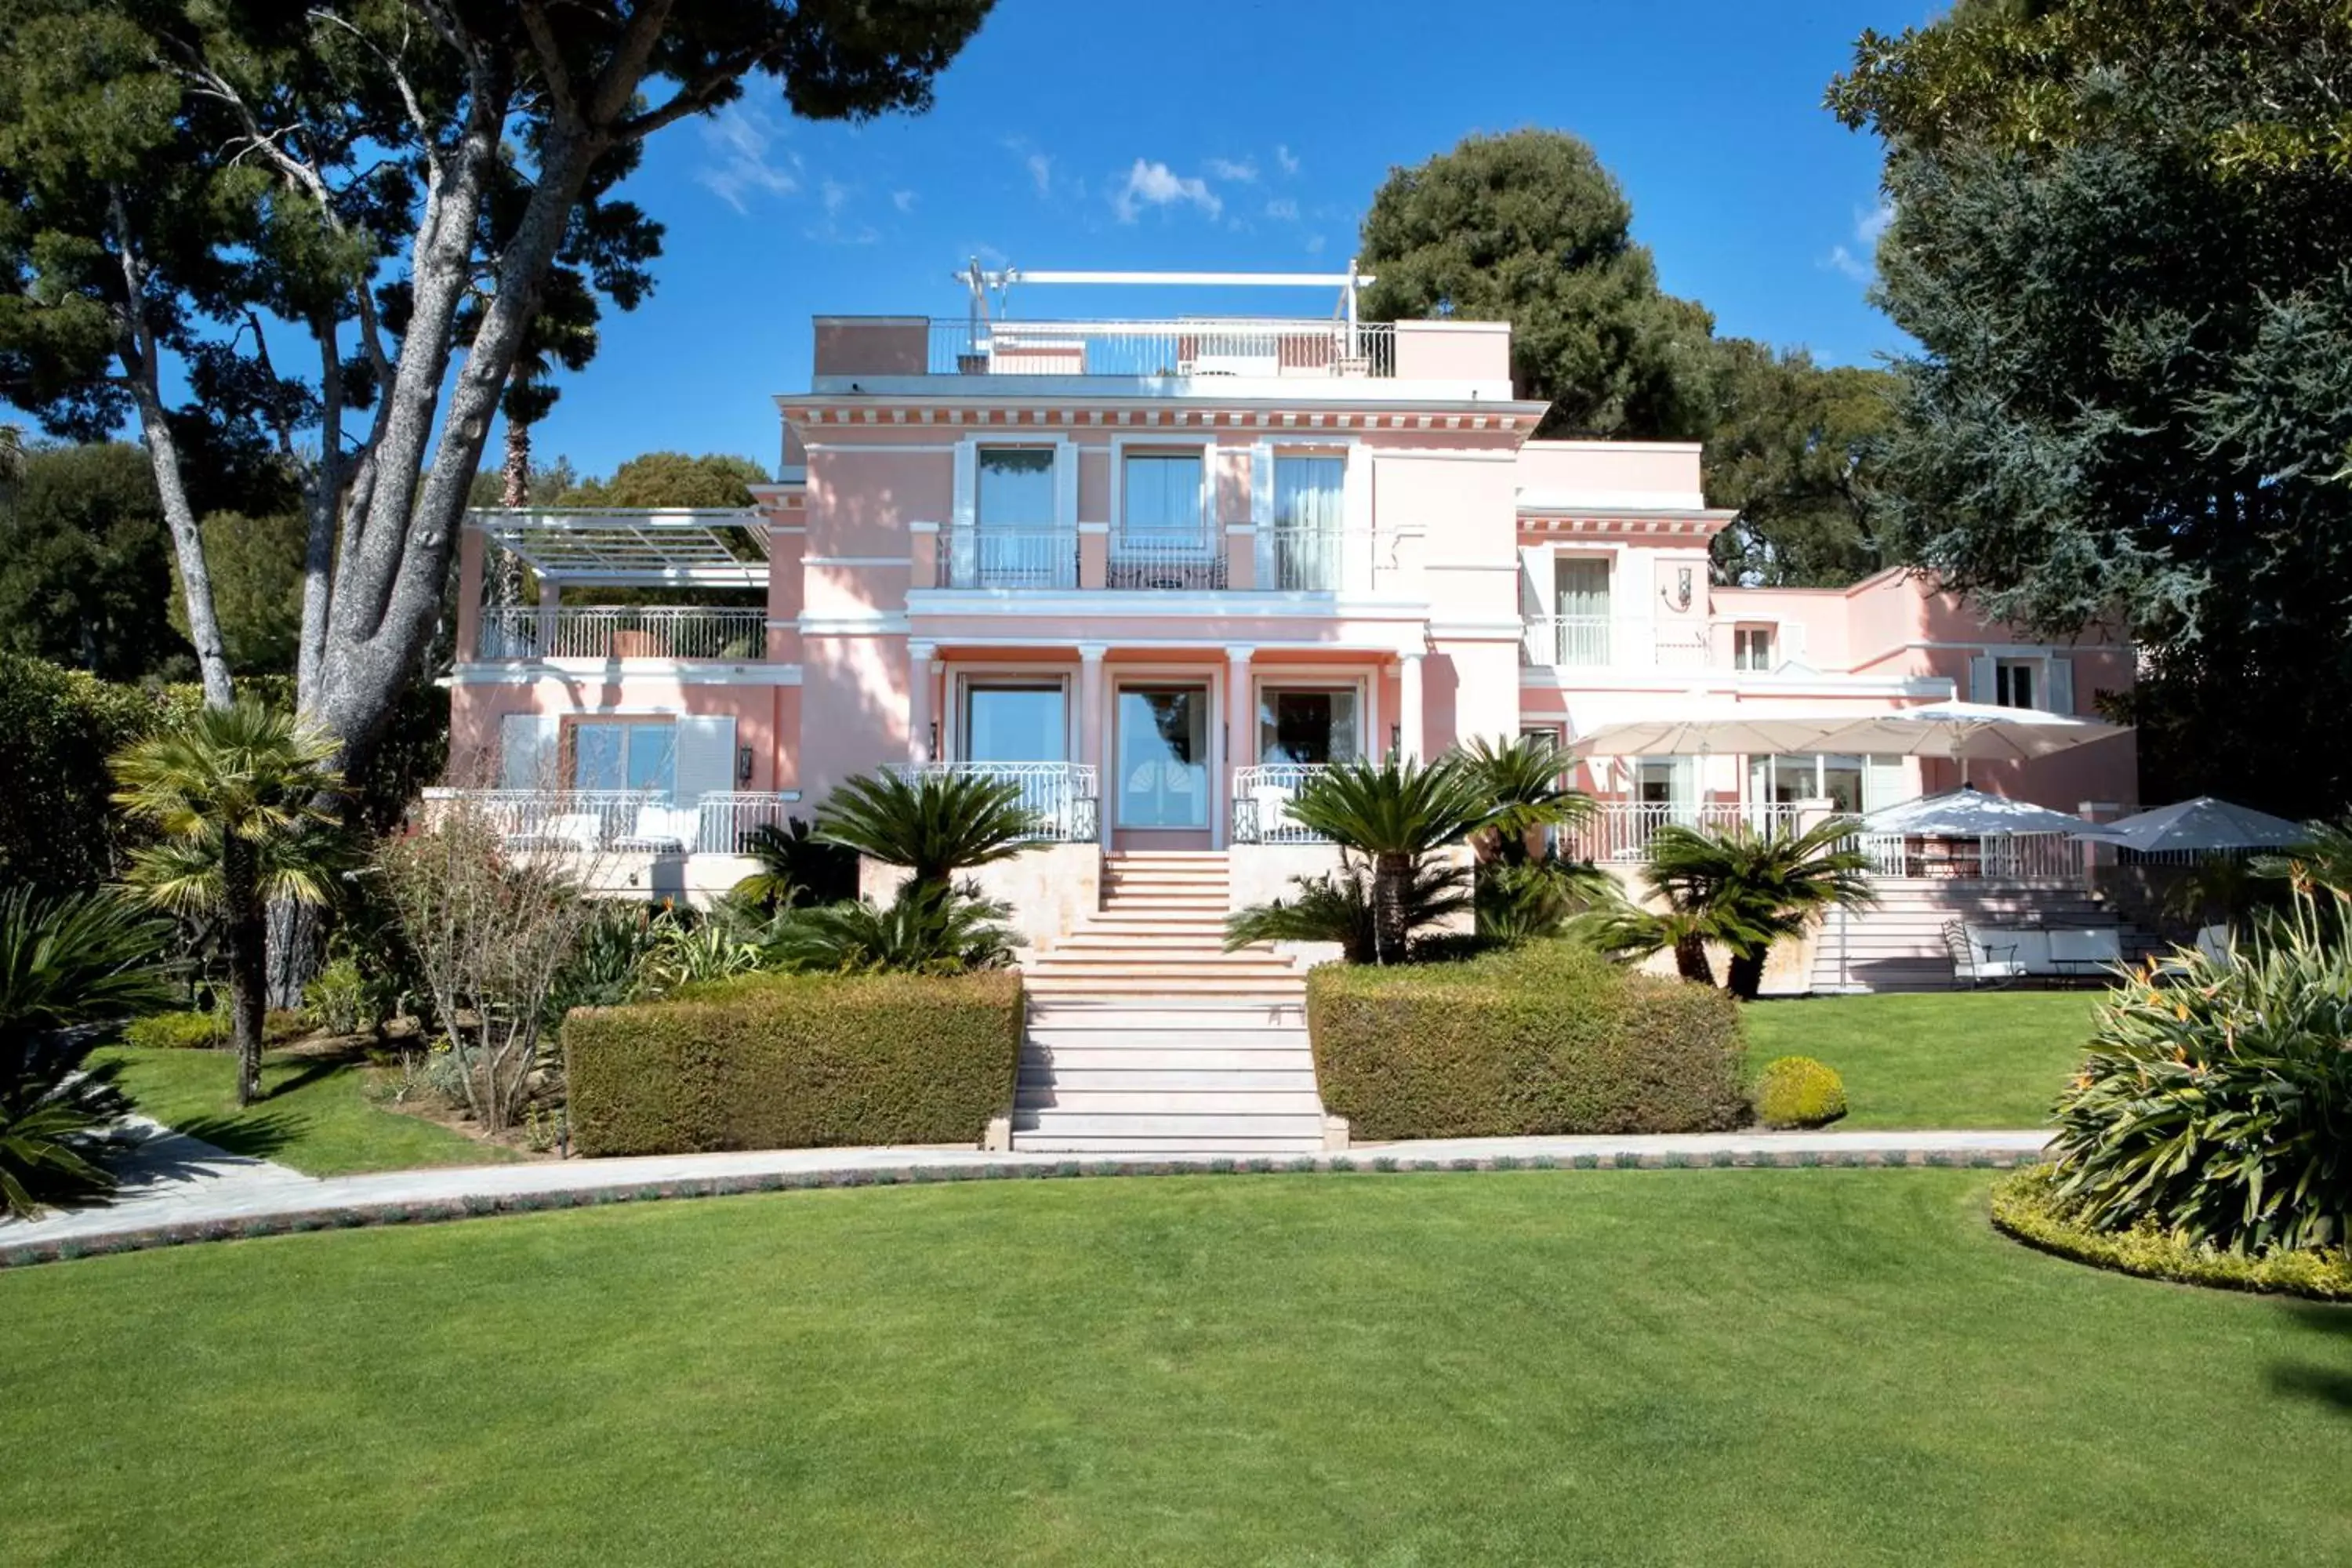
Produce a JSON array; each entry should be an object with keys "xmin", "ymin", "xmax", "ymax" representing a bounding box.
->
[
  {"xmin": 114, "ymin": 701, "xmax": 347, "ymax": 1104},
  {"xmin": 1641, "ymin": 818, "xmax": 1876, "ymax": 998},
  {"xmin": 1458, "ymin": 734, "xmax": 1593, "ymax": 865},
  {"xmin": 1284, "ymin": 756, "xmax": 1493, "ymax": 960},
  {"xmin": 815, "ymin": 770, "xmax": 1040, "ymax": 889}
]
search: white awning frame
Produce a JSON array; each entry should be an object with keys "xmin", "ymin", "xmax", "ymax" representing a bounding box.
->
[{"xmin": 468, "ymin": 508, "xmax": 771, "ymax": 587}]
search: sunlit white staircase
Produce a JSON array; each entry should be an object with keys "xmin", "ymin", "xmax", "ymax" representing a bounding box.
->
[{"xmin": 1014, "ymin": 851, "xmax": 1327, "ymax": 1154}]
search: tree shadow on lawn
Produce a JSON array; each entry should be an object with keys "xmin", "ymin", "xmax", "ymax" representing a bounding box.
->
[
  {"xmin": 159, "ymin": 1108, "xmax": 308, "ymax": 1163},
  {"xmin": 2269, "ymin": 1303, "xmax": 2352, "ymax": 1417}
]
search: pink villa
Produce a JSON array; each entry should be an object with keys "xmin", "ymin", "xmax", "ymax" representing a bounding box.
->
[{"xmin": 441, "ymin": 268, "xmax": 2138, "ymax": 1012}]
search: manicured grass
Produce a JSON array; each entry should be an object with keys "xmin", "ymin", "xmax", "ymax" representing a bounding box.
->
[
  {"xmin": 5, "ymin": 1171, "xmax": 2348, "ymax": 1565},
  {"xmin": 1745, "ymin": 992, "xmax": 2100, "ymax": 1129},
  {"xmin": 97, "ymin": 1046, "xmax": 514, "ymax": 1177}
]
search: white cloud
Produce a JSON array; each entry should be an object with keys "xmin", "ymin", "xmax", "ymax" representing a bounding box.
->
[
  {"xmin": 1112, "ymin": 158, "xmax": 1222, "ymax": 223},
  {"xmin": 1265, "ymin": 197, "xmax": 1300, "ymax": 223},
  {"xmin": 1857, "ymin": 198, "xmax": 1895, "ymax": 245},
  {"xmin": 1828, "ymin": 199, "xmax": 1895, "ymax": 283},
  {"xmin": 892, "ymin": 189, "xmax": 918, "ymax": 214},
  {"xmin": 1026, "ymin": 152, "xmax": 1054, "ymax": 198},
  {"xmin": 1207, "ymin": 156, "xmax": 1258, "ymax": 183},
  {"xmin": 1276, "ymin": 143, "xmax": 1301, "ymax": 176},
  {"xmin": 1303, "ymin": 233, "xmax": 1327, "ymax": 256},
  {"xmin": 696, "ymin": 104, "xmax": 800, "ymax": 213},
  {"xmin": 822, "ymin": 179, "xmax": 851, "ymax": 217}
]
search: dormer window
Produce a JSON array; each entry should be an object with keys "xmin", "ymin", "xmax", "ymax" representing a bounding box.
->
[{"xmin": 1733, "ymin": 626, "xmax": 1775, "ymax": 672}]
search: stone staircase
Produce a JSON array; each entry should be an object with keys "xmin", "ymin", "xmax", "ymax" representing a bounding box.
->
[
  {"xmin": 1811, "ymin": 878, "xmax": 2159, "ymax": 993},
  {"xmin": 1013, "ymin": 851, "xmax": 1327, "ymax": 1155}
]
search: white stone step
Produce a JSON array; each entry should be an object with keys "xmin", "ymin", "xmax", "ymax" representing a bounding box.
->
[
  {"xmin": 1014, "ymin": 1111, "xmax": 1327, "ymax": 1138},
  {"xmin": 1011, "ymin": 1136, "xmax": 1322, "ymax": 1154},
  {"xmin": 1024, "ymin": 1033, "xmax": 1309, "ymax": 1056},
  {"xmin": 1026, "ymin": 1002, "xmax": 1306, "ymax": 1025},
  {"xmin": 1015, "ymin": 1089, "xmax": 1326, "ymax": 1115},
  {"xmin": 1024, "ymin": 960, "xmax": 1301, "ymax": 980},
  {"xmin": 1023, "ymin": 978, "xmax": 1306, "ymax": 998},
  {"xmin": 1020, "ymin": 1066, "xmax": 1319, "ymax": 1091}
]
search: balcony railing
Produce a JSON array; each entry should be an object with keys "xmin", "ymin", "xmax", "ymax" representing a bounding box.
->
[
  {"xmin": 1108, "ymin": 530, "xmax": 1226, "ymax": 590},
  {"xmin": 477, "ymin": 606, "xmax": 767, "ymax": 661},
  {"xmin": 887, "ymin": 761, "xmax": 1098, "ymax": 843},
  {"xmin": 419, "ymin": 789, "xmax": 797, "ymax": 855},
  {"xmin": 1258, "ymin": 522, "xmax": 1345, "ymax": 592},
  {"xmin": 1856, "ymin": 831, "xmax": 2082, "ymax": 881},
  {"xmin": 1524, "ymin": 615, "xmax": 1611, "ymax": 667},
  {"xmin": 936, "ymin": 524, "xmax": 1079, "ymax": 589},
  {"xmin": 1231, "ymin": 764, "xmax": 1333, "ymax": 844},
  {"xmin": 928, "ymin": 319, "xmax": 1396, "ymax": 379},
  {"xmin": 1521, "ymin": 618, "xmax": 1715, "ymax": 671},
  {"xmin": 1561, "ymin": 801, "xmax": 1804, "ymax": 863}
]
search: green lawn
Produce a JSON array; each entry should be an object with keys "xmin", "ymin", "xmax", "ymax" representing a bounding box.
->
[
  {"xmin": 98, "ymin": 1046, "xmax": 514, "ymax": 1177},
  {"xmin": 1745, "ymin": 992, "xmax": 2100, "ymax": 1129},
  {"xmin": 3, "ymin": 1172, "xmax": 2347, "ymax": 1566}
]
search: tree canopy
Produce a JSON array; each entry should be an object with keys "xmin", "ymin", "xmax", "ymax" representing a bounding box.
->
[
  {"xmin": 1357, "ymin": 129, "xmax": 1716, "ymax": 440},
  {"xmin": 558, "ymin": 452, "xmax": 769, "ymax": 509},
  {"xmin": 0, "ymin": 441, "xmax": 185, "ymax": 680},
  {"xmin": 1703, "ymin": 342, "xmax": 1897, "ymax": 587},
  {"xmin": 1831, "ymin": 0, "xmax": 2352, "ymax": 815}
]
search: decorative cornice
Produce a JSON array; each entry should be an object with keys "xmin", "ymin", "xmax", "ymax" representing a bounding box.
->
[{"xmin": 778, "ymin": 402, "xmax": 1543, "ymax": 437}]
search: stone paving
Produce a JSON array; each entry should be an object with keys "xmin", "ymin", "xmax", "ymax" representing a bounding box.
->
[{"xmin": 0, "ymin": 1125, "xmax": 2052, "ymax": 1266}]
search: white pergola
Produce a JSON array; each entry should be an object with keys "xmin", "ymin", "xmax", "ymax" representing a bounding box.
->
[{"xmin": 468, "ymin": 508, "xmax": 770, "ymax": 587}]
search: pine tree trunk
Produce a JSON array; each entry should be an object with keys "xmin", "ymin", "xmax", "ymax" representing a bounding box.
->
[{"xmin": 223, "ymin": 837, "xmax": 266, "ymax": 1106}]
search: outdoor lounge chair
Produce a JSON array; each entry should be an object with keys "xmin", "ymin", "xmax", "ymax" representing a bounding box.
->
[
  {"xmin": 614, "ymin": 803, "xmax": 697, "ymax": 855},
  {"xmin": 2046, "ymin": 927, "xmax": 2122, "ymax": 983},
  {"xmin": 1945, "ymin": 919, "xmax": 2026, "ymax": 989},
  {"xmin": 2194, "ymin": 924, "xmax": 2229, "ymax": 964}
]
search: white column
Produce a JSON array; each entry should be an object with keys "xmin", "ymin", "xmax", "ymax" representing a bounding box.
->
[
  {"xmin": 907, "ymin": 640, "xmax": 936, "ymax": 764},
  {"xmin": 1225, "ymin": 645, "xmax": 1255, "ymax": 770},
  {"xmin": 1397, "ymin": 649, "xmax": 1425, "ymax": 764},
  {"xmin": 1079, "ymin": 641, "xmax": 1106, "ymax": 784}
]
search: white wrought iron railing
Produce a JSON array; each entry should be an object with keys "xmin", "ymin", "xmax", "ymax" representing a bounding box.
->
[
  {"xmin": 419, "ymin": 789, "xmax": 800, "ymax": 855},
  {"xmin": 1562, "ymin": 801, "xmax": 1806, "ymax": 863},
  {"xmin": 928, "ymin": 319, "xmax": 1396, "ymax": 379},
  {"xmin": 1107, "ymin": 529, "xmax": 1226, "ymax": 590},
  {"xmin": 1523, "ymin": 615, "xmax": 1612, "ymax": 668},
  {"xmin": 936, "ymin": 524, "xmax": 1080, "ymax": 589},
  {"xmin": 1231, "ymin": 764, "xmax": 1333, "ymax": 844},
  {"xmin": 1857, "ymin": 831, "xmax": 2084, "ymax": 881},
  {"xmin": 887, "ymin": 761, "xmax": 1099, "ymax": 843},
  {"xmin": 1257, "ymin": 522, "xmax": 1345, "ymax": 592},
  {"xmin": 476, "ymin": 606, "xmax": 767, "ymax": 661}
]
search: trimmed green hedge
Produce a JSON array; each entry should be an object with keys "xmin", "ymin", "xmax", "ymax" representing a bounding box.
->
[
  {"xmin": 1991, "ymin": 1166, "xmax": 2352, "ymax": 1301},
  {"xmin": 564, "ymin": 970, "xmax": 1022, "ymax": 1157},
  {"xmin": 1307, "ymin": 941, "xmax": 1748, "ymax": 1139}
]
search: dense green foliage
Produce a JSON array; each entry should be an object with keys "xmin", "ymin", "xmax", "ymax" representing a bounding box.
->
[
  {"xmin": 554, "ymin": 452, "xmax": 770, "ymax": 509},
  {"xmin": 762, "ymin": 881, "xmax": 1018, "ymax": 975},
  {"xmin": 1307, "ymin": 940, "xmax": 1748, "ymax": 1139},
  {"xmin": 5, "ymin": 1172, "xmax": 2352, "ymax": 1563},
  {"xmin": 814, "ymin": 768, "xmax": 1040, "ymax": 889},
  {"xmin": 0, "ymin": 652, "xmax": 201, "ymax": 888},
  {"xmin": 1456, "ymin": 732, "xmax": 1592, "ymax": 865},
  {"xmin": 165, "ymin": 510, "xmax": 306, "ymax": 674},
  {"xmin": 733, "ymin": 816, "xmax": 862, "ymax": 910},
  {"xmin": 1992, "ymin": 1164, "xmax": 2352, "ymax": 1301},
  {"xmin": 1359, "ymin": 129, "xmax": 1716, "ymax": 439},
  {"xmin": 2048, "ymin": 892, "xmax": 2352, "ymax": 1254},
  {"xmin": 1275, "ymin": 754, "xmax": 1494, "ymax": 961},
  {"xmin": 1704, "ymin": 343, "xmax": 1898, "ymax": 586},
  {"xmin": 121, "ymin": 1009, "xmax": 222, "ymax": 1051},
  {"xmin": 1831, "ymin": 2, "xmax": 2352, "ymax": 815},
  {"xmin": 0, "ymin": 441, "xmax": 187, "ymax": 679},
  {"xmin": 1225, "ymin": 857, "xmax": 1472, "ymax": 965},
  {"xmin": 0, "ymin": 887, "xmax": 176, "ymax": 1214},
  {"xmin": 564, "ymin": 968, "xmax": 1020, "ymax": 1156},
  {"xmin": 1752, "ymin": 1055, "xmax": 1849, "ymax": 1130}
]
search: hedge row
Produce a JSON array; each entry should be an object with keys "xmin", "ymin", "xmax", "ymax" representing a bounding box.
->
[
  {"xmin": 1991, "ymin": 1166, "xmax": 2352, "ymax": 1301},
  {"xmin": 564, "ymin": 970, "xmax": 1022, "ymax": 1157},
  {"xmin": 1307, "ymin": 940, "xmax": 1748, "ymax": 1140}
]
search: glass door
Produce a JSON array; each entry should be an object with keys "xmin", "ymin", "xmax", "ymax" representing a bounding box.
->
[
  {"xmin": 1258, "ymin": 688, "xmax": 1360, "ymax": 765},
  {"xmin": 1115, "ymin": 685, "xmax": 1209, "ymax": 829}
]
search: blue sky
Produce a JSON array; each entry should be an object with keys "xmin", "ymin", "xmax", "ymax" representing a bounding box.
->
[{"xmin": 550, "ymin": 0, "xmax": 1936, "ymax": 475}]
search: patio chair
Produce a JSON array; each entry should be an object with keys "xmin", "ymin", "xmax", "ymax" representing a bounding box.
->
[
  {"xmin": 2047, "ymin": 927, "xmax": 2122, "ymax": 985},
  {"xmin": 2193, "ymin": 924, "xmax": 2229, "ymax": 964},
  {"xmin": 614, "ymin": 803, "xmax": 696, "ymax": 855},
  {"xmin": 1945, "ymin": 919, "xmax": 2025, "ymax": 989}
]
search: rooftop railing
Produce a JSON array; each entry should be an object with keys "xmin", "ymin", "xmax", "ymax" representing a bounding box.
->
[
  {"xmin": 927, "ymin": 318, "xmax": 1396, "ymax": 378},
  {"xmin": 475, "ymin": 605, "xmax": 767, "ymax": 661}
]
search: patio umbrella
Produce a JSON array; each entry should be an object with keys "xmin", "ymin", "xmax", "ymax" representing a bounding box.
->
[
  {"xmin": 1857, "ymin": 786, "xmax": 2094, "ymax": 838},
  {"xmin": 1571, "ymin": 701, "xmax": 2129, "ymax": 785},
  {"xmin": 2074, "ymin": 796, "xmax": 2308, "ymax": 855}
]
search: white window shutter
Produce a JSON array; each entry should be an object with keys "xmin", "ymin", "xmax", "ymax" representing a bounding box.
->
[
  {"xmin": 1054, "ymin": 440, "xmax": 1078, "ymax": 532},
  {"xmin": 951, "ymin": 441, "xmax": 975, "ymax": 530},
  {"xmin": 2046, "ymin": 657, "xmax": 2074, "ymax": 715},
  {"xmin": 673, "ymin": 715, "xmax": 738, "ymax": 807},
  {"xmin": 1780, "ymin": 619, "xmax": 1808, "ymax": 663},
  {"xmin": 499, "ymin": 713, "xmax": 561, "ymax": 790},
  {"xmin": 1863, "ymin": 755, "xmax": 1907, "ymax": 814},
  {"xmin": 1969, "ymin": 655, "xmax": 1997, "ymax": 704},
  {"xmin": 1250, "ymin": 441, "xmax": 1274, "ymax": 582}
]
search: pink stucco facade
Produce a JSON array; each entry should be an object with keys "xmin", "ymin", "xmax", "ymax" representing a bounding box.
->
[{"xmin": 446, "ymin": 306, "xmax": 2136, "ymax": 884}]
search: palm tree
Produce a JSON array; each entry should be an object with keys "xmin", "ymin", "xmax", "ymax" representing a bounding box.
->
[
  {"xmin": 1632, "ymin": 818, "xmax": 1877, "ymax": 999},
  {"xmin": 733, "ymin": 816, "xmax": 862, "ymax": 910},
  {"xmin": 1282, "ymin": 755, "xmax": 1494, "ymax": 961},
  {"xmin": 1, "ymin": 887, "xmax": 177, "ymax": 1217},
  {"xmin": 113, "ymin": 701, "xmax": 347, "ymax": 1104},
  {"xmin": 1573, "ymin": 894, "xmax": 1755, "ymax": 986},
  {"xmin": 813, "ymin": 770, "xmax": 1040, "ymax": 891},
  {"xmin": 1225, "ymin": 857, "xmax": 1472, "ymax": 964},
  {"xmin": 1459, "ymin": 733, "xmax": 1594, "ymax": 866},
  {"xmin": 764, "ymin": 881, "xmax": 1018, "ymax": 975}
]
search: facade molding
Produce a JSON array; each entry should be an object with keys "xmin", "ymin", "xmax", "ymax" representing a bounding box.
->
[
  {"xmin": 905, "ymin": 588, "xmax": 1428, "ymax": 621},
  {"xmin": 449, "ymin": 661, "xmax": 803, "ymax": 688}
]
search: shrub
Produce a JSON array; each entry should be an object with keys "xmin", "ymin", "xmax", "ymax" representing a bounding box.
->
[
  {"xmin": 1753, "ymin": 1055, "xmax": 1848, "ymax": 1129},
  {"xmin": 1306, "ymin": 939, "xmax": 1747, "ymax": 1139},
  {"xmin": 762, "ymin": 883, "xmax": 1017, "ymax": 975},
  {"xmin": 122, "ymin": 1010, "xmax": 222, "ymax": 1051},
  {"xmin": 2049, "ymin": 890, "xmax": 2352, "ymax": 1254},
  {"xmin": 303, "ymin": 957, "xmax": 371, "ymax": 1036},
  {"xmin": 1992, "ymin": 1167, "xmax": 2352, "ymax": 1301},
  {"xmin": 564, "ymin": 969, "xmax": 1022, "ymax": 1156}
]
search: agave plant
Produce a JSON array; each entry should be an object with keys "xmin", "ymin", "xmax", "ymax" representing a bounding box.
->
[
  {"xmin": 2049, "ymin": 888, "xmax": 2352, "ymax": 1254},
  {"xmin": 1457, "ymin": 734, "xmax": 1594, "ymax": 866},
  {"xmin": 0, "ymin": 887, "xmax": 177, "ymax": 1218},
  {"xmin": 764, "ymin": 882, "xmax": 1017, "ymax": 975},
  {"xmin": 1279, "ymin": 755, "xmax": 1494, "ymax": 961},
  {"xmin": 114, "ymin": 700, "xmax": 347, "ymax": 1105},
  {"xmin": 813, "ymin": 770, "xmax": 1040, "ymax": 891},
  {"xmin": 1225, "ymin": 855, "xmax": 1473, "ymax": 965}
]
